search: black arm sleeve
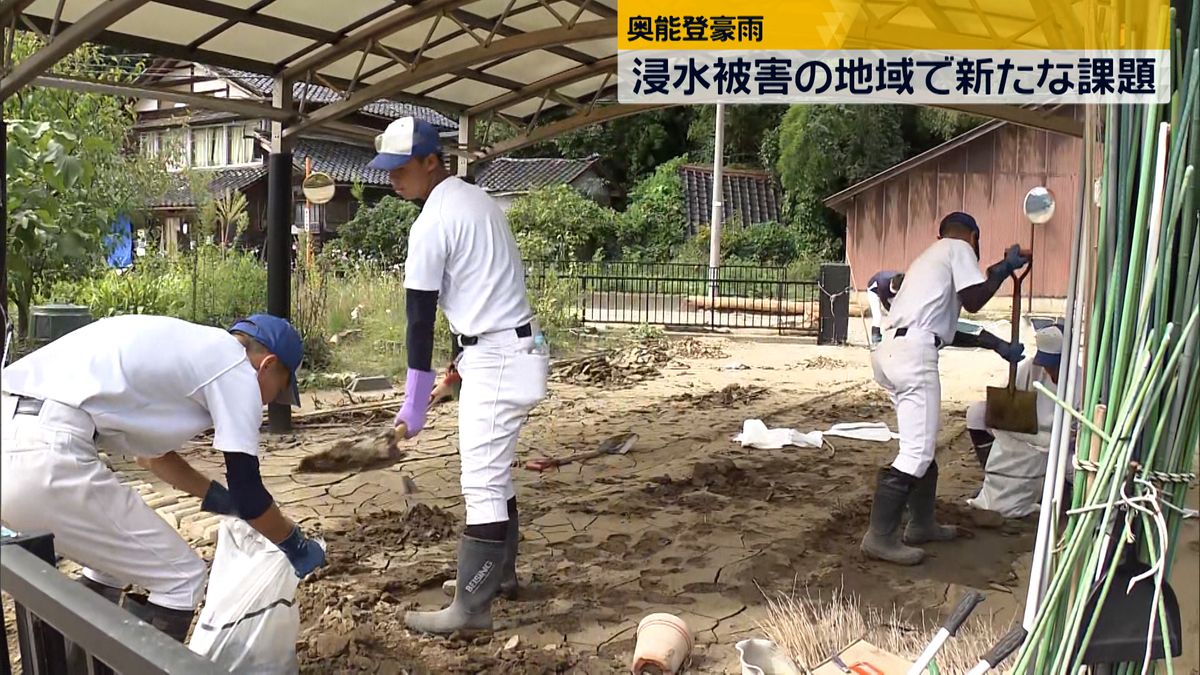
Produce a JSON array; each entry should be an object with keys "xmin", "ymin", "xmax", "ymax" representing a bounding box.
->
[
  {"xmin": 958, "ymin": 260, "xmax": 1011, "ymax": 314},
  {"xmin": 224, "ymin": 452, "xmax": 274, "ymax": 520},
  {"xmin": 406, "ymin": 288, "xmax": 439, "ymax": 372},
  {"xmin": 952, "ymin": 329, "xmax": 1005, "ymax": 350}
]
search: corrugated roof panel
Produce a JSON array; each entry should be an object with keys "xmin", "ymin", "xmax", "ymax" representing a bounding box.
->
[
  {"xmin": 110, "ymin": 4, "xmax": 225, "ymax": 44},
  {"xmin": 258, "ymin": 0, "xmax": 392, "ymax": 32},
  {"xmin": 321, "ymin": 52, "xmax": 395, "ymax": 81},
  {"xmin": 423, "ymin": 78, "xmax": 510, "ymax": 106},
  {"xmin": 201, "ymin": 25, "xmax": 317, "ymax": 64},
  {"xmin": 482, "ymin": 52, "xmax": 578, "ymax": 82}
]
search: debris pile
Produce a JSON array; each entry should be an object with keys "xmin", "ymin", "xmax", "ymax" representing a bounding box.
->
[
  {"xmin": 550, "ymin": 342, "xmax": 673, "ymax": 387},
  {"xmin": 669, "ymin": 384, "xmax": 768, "ymax": 408},
  {"xmin": 798, "ymin": 356, "xmax": 849, "ymax": 370},
  {"xmin": 671, "ymin": 337, "xmax": 729, "ymax": 359},
  {"xmin": 296, "ymin": 430, "xmax": 403, "ymax": 473}
]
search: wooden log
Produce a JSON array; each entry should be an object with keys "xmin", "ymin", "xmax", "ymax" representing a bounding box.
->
[{"xmin": 684, "ymin": 295, "xmax": 816, "ymax": 315}]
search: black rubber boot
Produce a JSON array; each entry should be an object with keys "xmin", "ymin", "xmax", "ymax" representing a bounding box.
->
[
  {"xmin": 67, "ymin": 577, "xmax": 125, "ymax": 673},
  {"xmin": 407, "ymin": 535, "xmax": 505, "ymax": 635},
  {"xmin": 860, "ymin": 467, "xmax": 925, "ymax": 565},
  {"xmin": 904, "ymin": 460, "xmax": 959, "ymax": 544},
  {"xmin": 122, "ymin": 595, "xmax": 195, "ymax": 643},
  {"xmin": 969, "ymin": 429, "xmax": 995, "ymax": 469}
]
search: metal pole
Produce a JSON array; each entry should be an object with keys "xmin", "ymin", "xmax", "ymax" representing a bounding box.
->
[
  {"xmin": 2, "ymin": 117, "xmax": 8, "ymax": 318},
  {"xmin": 707, "ymin": 102, "xmax": 725, "ymax": 302},
  {"xmin": 266, "ymin": 77, "xmax": 293, "ymax": 433}
]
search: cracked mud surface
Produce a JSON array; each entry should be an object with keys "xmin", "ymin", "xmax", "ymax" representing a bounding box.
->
[{"xmin": 85, "ymin": 337, "xmax": 1199, "ymax": 674}]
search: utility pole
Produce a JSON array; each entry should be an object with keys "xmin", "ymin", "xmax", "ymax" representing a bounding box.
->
[{"xmin": 707, "ymin": 103, "xmax": 726, "ymax": 301}]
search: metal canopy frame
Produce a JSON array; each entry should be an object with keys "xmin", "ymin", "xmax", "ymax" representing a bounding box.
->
[{"xmin": 0, "ymin": 0, "xmax": 1099, "ymax": 434}]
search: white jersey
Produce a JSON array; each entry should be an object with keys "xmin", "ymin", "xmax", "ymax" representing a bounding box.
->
[
  {"xmin": 885, "ymin": 238, "xmax": 986, "ymax": 343},
  {"xmin": 403, "ymin": 176, "xmax": 533, "ymax": 337},
  {"xmin": 1, "ymin": 315, "xmax": 262, "ymax": 458}
]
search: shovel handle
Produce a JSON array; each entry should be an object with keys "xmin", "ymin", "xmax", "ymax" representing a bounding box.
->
[
  {"xmin": 981, "ymin": 625, "xmax": 1027, "ymax": 668},
  {"xmin": 943, "ymin": 590, "xmax": 986, "ymax": 636},
  {"xmin": 1007, "ymin": 259, "xmax": 1032, "ymax": 388}
]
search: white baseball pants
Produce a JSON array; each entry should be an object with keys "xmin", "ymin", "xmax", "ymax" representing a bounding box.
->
[
  {"xmin": 0, "ymin": 395, "xmax": 206, "ymax": 610},
  {"xmin": 870, "ymin": 329, "xmax": 942, "ymax": 478},
  {"xmin": 867, "ymin": 291, "xmax": 886, "ymax": 329},
  {"xmin": 455, "ymin": 330, "xmax": 549, "ymax": 525}
]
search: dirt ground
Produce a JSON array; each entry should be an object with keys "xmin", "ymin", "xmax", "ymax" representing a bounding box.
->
[{"xmin": 5, "ymin": 332, "xmax": 1199, "ymax": 674}]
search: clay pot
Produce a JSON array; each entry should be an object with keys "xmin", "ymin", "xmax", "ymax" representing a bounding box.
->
[
  {"xmin": 735, "ymin": 638, "xmax": 802, "ymax": 675},
  {"xmin": 631, "ymin": 613, "xmax": 692, "ymax": 674}
]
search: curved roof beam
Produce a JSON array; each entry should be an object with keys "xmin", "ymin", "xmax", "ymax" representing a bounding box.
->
[
  {"xmin": 1, "ymin": 0, "xmax": 149, "ymax": 99},
  {"xmin": 467, "ymin": 55, "xmax": 615, "ymax": 116},
  {"xmin": 286, "ymin": 18, "xmax": 614, "ymax": 138},
  {"xmin": 473, "ymin": 103, "xmax": 670, "ymax": 162},
  {"xmin": 282, "ymin": 0, "xmax": 478, "ymax": 81}
]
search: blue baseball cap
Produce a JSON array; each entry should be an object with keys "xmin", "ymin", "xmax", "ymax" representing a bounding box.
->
[
  {"xmin": 229, "ymin": 314, "xmax": 304, "ymax": 407},
  {"xmin": 367, "ymin": 116, "xmax": 443, "ymax": 171},
  {"xmin": 940, "ymin": 211, "xmax": 980, "ymax": 236}
]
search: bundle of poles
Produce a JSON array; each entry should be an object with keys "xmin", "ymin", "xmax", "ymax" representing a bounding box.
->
[{"xmin": 1016, "ymin": 4, "xmax": 1198, "ymax": 675}]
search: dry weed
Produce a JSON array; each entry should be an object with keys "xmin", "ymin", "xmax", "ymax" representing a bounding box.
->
[{"xmin": 756, "ymin": 585, "xmax": 1016, "ymax": 674}]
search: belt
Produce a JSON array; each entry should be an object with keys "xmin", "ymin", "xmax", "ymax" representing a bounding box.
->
[
  {"xmin": 894, "ymin": 327, "xmax": 944, "ymax": 348},
  {"xmin": 457, "ymin": 323, "xmax": 532, "ymax": 347},
  {"xmin": 14, "ymin": 397, "xmax": 43, "ymax": 416}
]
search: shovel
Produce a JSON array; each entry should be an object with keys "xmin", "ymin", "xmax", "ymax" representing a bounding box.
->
[
  {"xmin": 525, "ymin": 432, "xmax": 638, "ymax": 472},
  {"xmin": 984, "ymin": 264, "xmax": 1039, "ymax": 434},
  {"xmin": 1075, "ymin": 519, "xmax": 1182, "ymax": 666}
]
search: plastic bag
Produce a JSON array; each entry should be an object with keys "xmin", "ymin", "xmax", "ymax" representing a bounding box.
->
[{"xmin": 188, "ymin": 518, "xmax": 308, "ymax": 674}]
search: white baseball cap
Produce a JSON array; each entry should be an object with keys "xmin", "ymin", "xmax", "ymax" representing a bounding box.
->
[
  {"xmin": 367, "ymin": 116, "xmax": 442, "ymax": 171},
  {"xmin": 1033, "ymin": 324, "xmax": 1064, "ymax": 369}
]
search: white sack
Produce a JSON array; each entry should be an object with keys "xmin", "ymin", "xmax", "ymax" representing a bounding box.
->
[{"xmin": 188, "ymin": 518, "xmax": 310, "ymax": 674}]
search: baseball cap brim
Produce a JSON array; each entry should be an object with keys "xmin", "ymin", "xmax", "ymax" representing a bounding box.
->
[
  {"xmin": 367, "ymin": 152, "xmax": 414, "ymax": 171},
  {"xmin": 1033, "ymin": 351, "xmax": 1061, "ymax": 369},
  {"xmin": 275, "ymin": 377, "xmax": 301, "ymax": 407}
]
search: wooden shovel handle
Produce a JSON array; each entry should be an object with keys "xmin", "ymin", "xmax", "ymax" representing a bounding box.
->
[{"xmin": 1007, "ymin": 259, "xmax": 1033, "ymax": 389}]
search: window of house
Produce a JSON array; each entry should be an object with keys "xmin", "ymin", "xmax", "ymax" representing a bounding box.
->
[
  {"xmin": 230, "ymin": 123, "xmax": 258, "ymax": 165},
  {"xmin": 191, "ymin": 126, "xmax": 228, "ymax": 167}
]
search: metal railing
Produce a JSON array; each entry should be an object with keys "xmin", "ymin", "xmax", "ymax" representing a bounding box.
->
[
  {"xmin": 1, "ymin": 540, "xmax": 224, "ymax": 675},
  {"xmin": 523, "ymin": 260, "xmax": 821, "ymax": 333}
]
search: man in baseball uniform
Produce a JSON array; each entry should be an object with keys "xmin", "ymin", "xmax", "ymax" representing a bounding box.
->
[
  {"xmin": 866, "ymin": 270, "xmax": 904, "ymax": 347},
  {"xmin": 1, "ymin": 314, "xmax": 326, "ymax": 641},
  {"xmin": 864, "ymin": 212, "xmax": 1031, "ymax": 565},
  {"xmin": 367, "ymin": 117, "xmax": 549, "ymax": 634}
]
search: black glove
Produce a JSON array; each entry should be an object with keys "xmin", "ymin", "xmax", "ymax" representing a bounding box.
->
[
  {"xmin": 200, "ymin": 481, "xmax": 238, "ymax": 517},
  {"xmin": 276, "ymin": 525, "xmax": 326, "ymax": 578},
  {"xmin": 1001, "ymin": 244, "xmax": 1031, "ymax": 275},
  {"xmin": 993, "ymin": 340, "xmax": 1025, "ymax": 364}
]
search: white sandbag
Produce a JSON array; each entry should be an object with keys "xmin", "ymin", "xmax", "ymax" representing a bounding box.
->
[
  {"xmin": 967, "ymin": 432, "xmax": 1048, "ymax": 518},
  {"xmin": 189, "ymin": 518, "xmax": 310, "ymax": 674}
]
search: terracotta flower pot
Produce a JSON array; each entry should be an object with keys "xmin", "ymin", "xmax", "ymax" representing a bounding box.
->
[{"xmin": 631, "ymin": 613, "xmax": 693, "ymax": 674}]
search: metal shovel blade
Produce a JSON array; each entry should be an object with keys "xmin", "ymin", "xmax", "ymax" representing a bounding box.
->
[{"xmin": 984, "ymin": 386, "xmax": 1039, "ymax": 434}]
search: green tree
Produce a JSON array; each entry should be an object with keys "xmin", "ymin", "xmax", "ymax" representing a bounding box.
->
[
  {"xmin": 506, "ymin": 185, "xmax": 618, "ymax": 261},
  {"xmin": 329, "ymin": 195, "xmax": 420, "ymax": 266},
  {"xmin": 686, "ymin": 105, "xmax": 788, "ymax": 168},
  {"xmin": 617, "ymin": 156, "xmax": 689, "ymax": 261},
  {"xmin": 4, "ymin": 35, "xmax": 169, "ymax": 335}
]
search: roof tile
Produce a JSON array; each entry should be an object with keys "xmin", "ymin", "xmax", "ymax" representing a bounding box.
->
[
  {"xmin": 679, "ymin": 165, "xmax": 782, "ymax": 230},
  {"xmin": 475, "ymin": 155, "xmax": 600, "ymax": 193}
]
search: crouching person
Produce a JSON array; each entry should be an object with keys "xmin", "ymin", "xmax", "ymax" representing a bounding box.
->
[{"xmin": 0, "ymin": 314, "xmax": 326, "ymax": 642}]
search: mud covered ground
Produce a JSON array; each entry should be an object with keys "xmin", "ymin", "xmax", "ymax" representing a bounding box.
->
[{"xmin": 6, "ymin": 335, "xmax": 1198, "ymax": 674}]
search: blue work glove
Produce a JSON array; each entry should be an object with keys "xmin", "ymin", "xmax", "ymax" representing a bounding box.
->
[
  {"xmin": 870, "ymin": 327, "xmax": 883, "ymax": 347},
  {"xmin": 200, "ymin": 481, "xmax": 238, "ymax": 517},
  {"xmin": 276, "ymin": 525, "xmax": 326, "ymax": 578},
  {"xmin": 994, "ymin": 340, "xmax": 1025, "ymax": 364},
  {"xmin": 1002, "ymin": 244, "xmax": 1031, "ymax": 274},
  {"xmin": 394, "ymin": 368, "xmax": 436, "ymax": 438}
]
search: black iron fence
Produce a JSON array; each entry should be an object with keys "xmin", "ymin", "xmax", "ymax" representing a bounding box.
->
[
  {"xmin": 523, "ymin": 260, "xmax": 820, "ymax": 333},
  {"xmin": 1, "ymin": 532, "xmax": 223, "ymax": 675}
]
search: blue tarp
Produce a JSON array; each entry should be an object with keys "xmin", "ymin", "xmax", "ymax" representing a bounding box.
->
[{"xmin": 104, "ymin": 215, "xmax": 133, "ymax": 269}]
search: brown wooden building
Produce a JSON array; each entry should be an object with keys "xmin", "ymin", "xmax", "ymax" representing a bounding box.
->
[{"xmin": 825, "ymin": 120, "xmax": 1082, "ymax": 299}]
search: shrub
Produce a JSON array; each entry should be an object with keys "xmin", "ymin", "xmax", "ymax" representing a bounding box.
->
[
  {"xmin": 677, "ymin": 221, "xmax": 809, "ymax": 268},
  {"xmin": 506, "ymin": 185, "xmax": 619, "ymax": 261},
  {"xmin": 73, "ymin": 268, "xmax": 188, "ymax": 318},
  {"xmin": 328, "ymin": 195, "xmax": 419, "ymax": 267}
]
